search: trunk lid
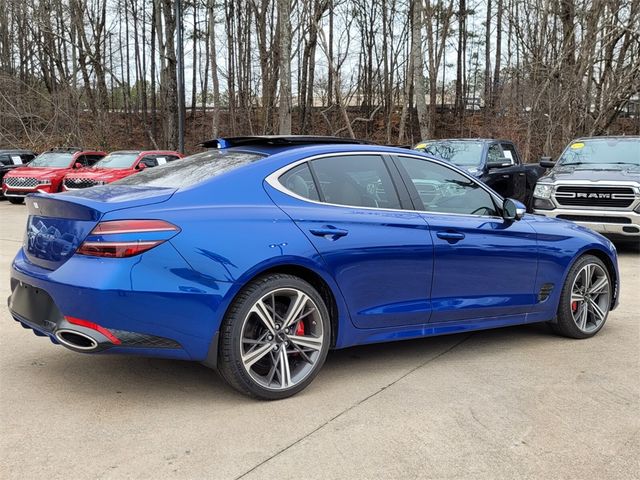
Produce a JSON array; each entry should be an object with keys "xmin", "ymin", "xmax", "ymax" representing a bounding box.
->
[{"xmin": 24, "ymin": 185, "xmax": 176, "ymax": 270}]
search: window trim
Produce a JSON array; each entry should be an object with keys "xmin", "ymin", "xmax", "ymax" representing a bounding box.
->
[{"xmin": 266, "ymin": 151, "xmax": 505, "ymax": 219}]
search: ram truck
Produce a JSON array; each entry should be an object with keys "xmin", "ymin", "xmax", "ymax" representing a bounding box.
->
[{"xmin": 532, "ymin": 136, "xmax": 640, "ymax": 243}]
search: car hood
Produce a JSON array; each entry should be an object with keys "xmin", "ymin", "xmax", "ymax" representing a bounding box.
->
[
  {"xmin": 4, "ymin": 166, "xmax": 71, "ymax": 179},
  {"xmin": 540, "ymin": 163, "xmax": 640, "ymax": 183},
  {"xmin": 66, "ymin": 168, "xmax": 134, "ymax": 181}
]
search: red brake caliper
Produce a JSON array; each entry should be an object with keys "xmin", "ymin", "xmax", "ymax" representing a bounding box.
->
[
  {"xmin": 571, "ymin": 301, "xmax": 578, "ymax": 312},
  {"xmin": 295, "ymin": 321, "xmax": 305, "ymax": 336}
]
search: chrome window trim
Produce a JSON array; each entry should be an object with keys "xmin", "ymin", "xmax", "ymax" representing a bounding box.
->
[{"xmin": 264, "ymin": 151, "xmax": 505, "ymax": 220}]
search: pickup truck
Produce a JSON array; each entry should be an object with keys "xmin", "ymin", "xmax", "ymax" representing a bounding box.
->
[
  {"xmin": 414, "ymin": 139, "xmax": 546, "ymax": 209},
  {"xmin": 532, "ymin": 136, "xmax": 640, "ymax": 243}
]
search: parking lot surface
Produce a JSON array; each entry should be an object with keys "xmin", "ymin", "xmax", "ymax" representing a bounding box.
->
[{"xmin": 1, "ymin": 201, "xmax": 638, "ymax": 479}]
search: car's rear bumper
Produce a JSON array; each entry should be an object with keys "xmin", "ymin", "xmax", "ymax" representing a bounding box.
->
[
  {"xmin": 533, "ymin": 207, "xmax": 640, "ymax": 238},
  {"xmin": 8, "ymin": 244, "xmax": 233, "ymax": 361}
]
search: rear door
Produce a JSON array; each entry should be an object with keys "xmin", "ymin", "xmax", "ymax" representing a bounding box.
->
[
  {"xmin": 392, "ymin": 154, "xmax": 539, "ymax": 323},
  {"xmin": 269, "ymin": 153, "xmax": 434, "ymax": 329}
]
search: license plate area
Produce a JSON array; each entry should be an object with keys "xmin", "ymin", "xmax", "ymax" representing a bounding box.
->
[{"xmin": 8, "ymin": 280, "xmax": 63, "ymax": 331}]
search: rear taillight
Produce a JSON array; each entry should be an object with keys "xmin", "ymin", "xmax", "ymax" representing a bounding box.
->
[{"xmin": 77, "ymin": 219, "xmax": 179, "ymax": 258}]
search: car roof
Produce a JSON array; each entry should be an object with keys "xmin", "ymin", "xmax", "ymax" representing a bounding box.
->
[
  {"xmin": 223, "ymin": 142, "xmax": 431, "ymax": 160},
  {"xmin": 198, "ymin": 136, "xmax": 375, "ymax": 156}
]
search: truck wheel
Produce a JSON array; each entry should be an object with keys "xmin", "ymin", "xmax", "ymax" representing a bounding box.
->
[
  {"xmin": 551, "ymin": 255, "xmax": 611, "ymax": 339},
  {"xmin": 8, "ymin": 197, "xmax": 24, "ymax": 205}
]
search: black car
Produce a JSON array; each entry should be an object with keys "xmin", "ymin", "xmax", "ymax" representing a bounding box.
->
[
  {"xmin": 414, "ymin": 139, "xmax": 546, "ymax": 209},
  {"xmin": 0, "ymin": 149, "xmax": 37, "ymax": 198}
]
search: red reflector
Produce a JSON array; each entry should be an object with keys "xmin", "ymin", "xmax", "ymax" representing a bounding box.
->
[
  {"xmin": 65, "ymin": 316, "xmax": 121, "ymax": 345},
  {"xmin": 77, "ymin": 240, "xmax": 162, "ymax": 258},
  {"xmin": 91, "ymin": 219, "xmax": 178, "ymax": 235}
]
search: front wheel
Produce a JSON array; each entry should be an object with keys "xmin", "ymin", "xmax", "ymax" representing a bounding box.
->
[
  {"xmin": 218, "ymin": 274, "xmax": 331, "ymax": 399},
  {"xmin": 8, "ymin": 197, "xmax": 24, "ymax": 205},
  {"xmin": 551, "ymin": 255, "xmax": 612, "ymax": 339}
]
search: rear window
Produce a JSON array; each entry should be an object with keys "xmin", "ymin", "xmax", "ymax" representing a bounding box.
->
[{"xmin": 114, "ymin": 149, "xmax": 265, "ymax": 188}]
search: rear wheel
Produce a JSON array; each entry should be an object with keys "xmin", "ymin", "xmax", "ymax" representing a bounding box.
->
[
  {"xmin": 8, "ymin": 197, "xmax": 24, "ymax": 205},
  {"xmin": 218, "ymin": 274, "xmax": 331, "ymax": 399},
  {"xmin": 551, "ymin": 255, "xmax": 611, "ymax": 339}
]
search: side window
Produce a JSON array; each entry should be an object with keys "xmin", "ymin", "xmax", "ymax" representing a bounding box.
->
[
  {"xmin": 75, "ymin": 155, "xmax": 89, "ymax": 167},
  {"xmin": 21, "ymin": 154, "xmax": 35, "ymax": 163},
  {"xmin": 0, "ymin": 155, "xmax": 11, "ymax": 166},
  {"xmin": 87, "ymin": 155, "xmax": 103, "ymax": 166},
  {"xmin": 500, "ymin": 143, "xmax": 518, "ymax": 165},
  {"xmin": 166, "ymin": 156, "xmax": 180, "ymax": 162},
  {"xmin": 487, "ymin": 144, "xmax": 504, "ymax": 164},
  {"xmin": 279, "ymin": 163, "xmax": 320, "ymax": 201},
  {"xmin": 396, "ymin": 156, "xmax": 499, "ymax": 216},
  {"xmin": 309, "ymin": 155, "xmax": 401, "ymax": 209},
  {"xmin": 140, "ymin": 156, "xmax": 159, "ymax": 168}
]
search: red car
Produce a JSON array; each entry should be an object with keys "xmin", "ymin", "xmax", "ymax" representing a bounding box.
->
[
  {"xmin": 2, "ymin": 148, "xmax": 106, "ymax": 204},
  {"xmin": 62, "ymin": 150, "xmax": 183, "ymax": 191}
]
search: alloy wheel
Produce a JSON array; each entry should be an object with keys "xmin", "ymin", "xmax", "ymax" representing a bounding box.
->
[
  {"xmin": 570, "ymin": 263, "xmax": 610, "ymax": 333},
  {"xmin": 240, "ymin": 288, "xmax": 324, "ymax": 390}
]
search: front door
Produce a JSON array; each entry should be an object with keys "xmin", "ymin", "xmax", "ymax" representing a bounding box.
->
[{"xmin": 393, "ymin": 154, "xmax": 539, "ymax": 323}]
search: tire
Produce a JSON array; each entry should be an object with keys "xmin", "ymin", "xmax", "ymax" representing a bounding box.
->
[
  {"xmin": 8, "ymin": 197, "xmax": 24, "ymax": 205},
  {"xmin": 551, "ymin": 254, "xmax": 612, "ymax": 339},
  {"xmin": 218, "ymin": 273, "xmax": 331, "ymax": 400}
]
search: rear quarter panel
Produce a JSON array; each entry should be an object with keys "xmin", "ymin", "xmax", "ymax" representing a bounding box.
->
[{"xmin": 99, "ymin": 166, "xmax": 355, "ymax": 349}]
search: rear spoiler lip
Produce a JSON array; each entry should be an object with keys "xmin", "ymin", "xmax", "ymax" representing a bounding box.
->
[
  {"xmin": 26, "ymin": 185, "xmax": 177, "ymax": 219},
  {"xmin": 26, "ymin": 194, "xmax": 101, "ymax": 221}
]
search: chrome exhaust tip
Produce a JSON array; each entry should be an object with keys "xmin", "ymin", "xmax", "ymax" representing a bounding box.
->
[{"xmin": 54, "ymin": 329, "xmax": 99, "ymax": 351}]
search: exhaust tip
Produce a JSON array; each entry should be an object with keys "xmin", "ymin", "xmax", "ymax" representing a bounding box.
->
[{"xmin": 55, "ymin": 329, "xmax": 99, "ymax": 351}]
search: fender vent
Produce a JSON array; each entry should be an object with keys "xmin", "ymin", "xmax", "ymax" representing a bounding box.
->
[{"xmin": 538, "ymin": 283, "xmax": 554, "ymax": 302}]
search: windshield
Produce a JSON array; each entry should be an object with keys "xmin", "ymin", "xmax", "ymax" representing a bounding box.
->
[
  {"xmin": 28, "ymin": 152, "xmax": 73, "ymax": 168},
  {"xmin": 115, "ymin": 149, "xmax": 265, "ymax": 188},
  {"xmin": 558, "ymin": 138, "xmax": 640, "ymax": 166},
  {"xmin": 422, "ymin": 142, "xmax": 484, "ymax": 167},
  {"xmin": 93, "ymin": 153, "xmax": 140, "ymax": 169}
]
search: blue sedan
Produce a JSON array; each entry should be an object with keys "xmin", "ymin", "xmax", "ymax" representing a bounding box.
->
[{"xmin": 8, "ymin": 136, "xmax": 620, "ymax": 399}]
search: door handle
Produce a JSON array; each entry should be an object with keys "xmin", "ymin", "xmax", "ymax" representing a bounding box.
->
[
  {"xmin": 309, "ymin": 226, "xmax": 349, "ymax": 240},
  {"xmin": 436, "ymin": 231, "xmax": 465, "ymax": 242}
]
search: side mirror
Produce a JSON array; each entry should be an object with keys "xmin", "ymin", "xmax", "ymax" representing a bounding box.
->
[
  {"xmin": 137, "ymin": 162, "xmax": 147, "ymax": 170},
  {"xmin": 503, "ymin": 198, "xmax": 526, "ymax": 221},
  {"xmin": 74, "ymin": 162, "xmax": 83, "ymax": 169},
  {"xmin": 540, "ymin": 156, "xmax": 555, "ymax": 168}
]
